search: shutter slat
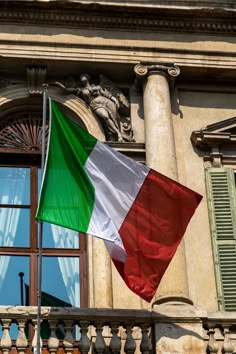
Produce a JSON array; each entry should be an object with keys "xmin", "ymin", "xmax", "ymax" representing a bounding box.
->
[{"xmin": 205, "ymin": 168, "xmax": 236, "ymax": 311}]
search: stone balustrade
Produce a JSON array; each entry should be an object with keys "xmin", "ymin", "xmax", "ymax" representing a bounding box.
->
[
  {"xmin": 203, "ymin": 312, "xmax": 236, "ymax": 354},
  {"xmin": 0, "ymin": 306, "xmax": 236, "ymax": 354}
]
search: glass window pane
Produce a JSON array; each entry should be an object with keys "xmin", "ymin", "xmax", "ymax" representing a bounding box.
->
[
  {"xmin": 0, "ymin": 255, "xmax": 29, "ymax": 305},
  {"xmin": 41, "ymin": 222, "xmax": 79, "ymax": 249},
  {"xmin": 42, "ymin": 256, "xmax": 80, "ymax": 307},
  {"xmin": 0, "ymin": 208, "xmax": 30, "ymax": 247},
  {"xmin": 0, "ymin": 167, "xmax": 30, "ymax": 205},
  {"xmin": 0, "ymin": 255, "xmax": 29, "ymax": 339}
]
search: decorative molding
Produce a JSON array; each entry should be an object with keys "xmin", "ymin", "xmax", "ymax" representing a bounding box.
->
[
  {"xmin": 191, "ymin": 116, "xmax": 236, "ymax": 149},
  {"xmin": 0, "ymin": 84, "xmax": 105, "ymax": 141},
  {"xmin": 1, "ymin": 40, "xmax": 236, "ymax": 74},
  {"xmin": 0, "ymin": 84, "xmax": 145, "ymax": 161},
  {"xmin": 53, "ymin": 0, "xmax": 236, "ymax": 7},
  {"xmin": 27, "ymin": 66, "xmax": 47, "ymax": 96},
  {"xmin": 107, "ymin": 142, "xmax": 145, "ymax": 163},
  {"xmin": 191, "ymin": 116, "xmax": 236, "ymax": 168},
  {"xmin": 134, "ymin": 63, "xmax": 180, "ymax": 80},
  {"xmin": 0, "ymin": 113, "xmax": 48, "ymax": 152},
  {"xmin": 1, "ymin": 7, "xmax": 236, "ymax": 35}
]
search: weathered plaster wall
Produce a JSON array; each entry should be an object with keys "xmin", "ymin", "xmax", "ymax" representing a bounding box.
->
[{"xmin": 172, "ymin": 86, "xmax": 236, "ymax": 311}]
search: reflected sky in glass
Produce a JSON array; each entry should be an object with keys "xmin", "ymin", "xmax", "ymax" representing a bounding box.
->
[
  {"xmin": 0, "ymin": 167, "xmax": 30, "ymax": 205},
  {"xmin": 41, "ymin": 222, "xmax": 79, "ymax": 249},
  {"xmin": 0, "ymin": 255, "xmax": 29, "ymax": 305},
  {"xmin": 0, "ymin": 256, "xmax": 29, "ymax": 339},
  {"xmin": 0, "ymin": 167, "xmax": 81, "ymax": 340},
  {"xmin": 42, "ymin": 256, "xmax": 80, "ymax": 307},
  {"xmin": 0, "ymin": 208, "xmax": 29, "ymax": 247}
]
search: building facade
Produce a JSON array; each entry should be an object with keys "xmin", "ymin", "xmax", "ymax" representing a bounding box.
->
[{"xmin": 0, "ymin": 1, "xmax": 236, "ymax": 353}]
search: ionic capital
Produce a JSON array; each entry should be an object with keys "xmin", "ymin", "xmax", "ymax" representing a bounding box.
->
[{"xmin": 134, "ymin": 63, "xmax": 180, "ymax": 80}]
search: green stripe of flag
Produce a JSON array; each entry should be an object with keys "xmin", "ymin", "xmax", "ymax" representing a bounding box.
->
[{"xmin": 36, "ymin": 100, "xmax": 97, "ymax": 232}]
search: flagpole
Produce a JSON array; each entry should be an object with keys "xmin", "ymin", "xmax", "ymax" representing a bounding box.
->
[{"xmin": 36, "ymin": 84, "xmax": 48, "ymax": 354}]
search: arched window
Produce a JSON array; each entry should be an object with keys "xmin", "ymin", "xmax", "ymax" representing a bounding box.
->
[{"xmin": 0, "ymin": 108, "xmax": 87, "ymax": 311}]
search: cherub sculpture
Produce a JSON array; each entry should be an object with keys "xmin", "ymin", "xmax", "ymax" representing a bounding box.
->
[{"xmin": 56, "ymin": 74, "xmax": 133, "ymax": 142}]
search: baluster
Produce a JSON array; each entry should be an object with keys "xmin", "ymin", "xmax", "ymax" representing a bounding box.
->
[
  {"xmin": 124, "ymin": 324, "xmax": 136, "ymax": 354},
  {"xmin": 1, "ymin": 319, "xmax": 12, "ymax": 354},
  {"xmin": 63, "ymin": 320, "xmax": 74, "ymax": 354},
  {"xmin": 207, "ymin": 324, "xmax": 219, "ymax": 354},
  {"xmin": 140, "ymin": 323, "xmax": 152, "ymax": 354},
  {"xmin": 48, "ymin": 320, "xmax": 59, "ymax": 354},
  {"xmin": 16, "ymin": 320, "xmax": 28, "ymax": 354},
  {"xmin": 31, "ymin": 319, "xmax": 42, "ymax": 353},
  {"xmin": 94, "ymin": 322, "xmax": 106, "ymax": 354},
  {"xmin": 78, "ymin": 320, "xmax": 91, "ymax": 354},
  {"xmin": 222, "ymin": 325, "xmax": 234, "ymax": 354},
  {"xmin": 109, "ymin": 322, "xmax": 121, "ymax": 354}
]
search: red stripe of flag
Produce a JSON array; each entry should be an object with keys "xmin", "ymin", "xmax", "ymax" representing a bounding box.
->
[{"xmin": 114, "ymin": 169, "xmax": 202, "ymax": 302}]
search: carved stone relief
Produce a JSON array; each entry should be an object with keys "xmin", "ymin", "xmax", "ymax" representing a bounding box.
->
[{"xmin": 55, "ymin": 74, "xmax": 134, "ymax": 142}]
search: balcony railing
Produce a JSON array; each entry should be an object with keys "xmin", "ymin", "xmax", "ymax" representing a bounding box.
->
[{"xmin": 0, "ymin": 305, "xmax": 236, "ymax": 354}]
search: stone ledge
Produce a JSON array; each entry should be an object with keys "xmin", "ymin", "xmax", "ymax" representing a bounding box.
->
[{"xmin": 1, "ymin": 2, "xmax": 236, "ymax": 35}]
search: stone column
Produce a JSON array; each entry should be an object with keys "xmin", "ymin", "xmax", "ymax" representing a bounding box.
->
[
  {"xmin": 88, "ymin": 237, "xmax": 113, "ymax": 308},
  {"xmin": 134, "ymin": 63, "xmax": 190, "ymax": 303}
]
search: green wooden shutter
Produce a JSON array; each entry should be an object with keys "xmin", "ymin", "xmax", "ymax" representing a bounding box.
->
[{"xmin": 205, "ymin": 168, "xmax": 236, "ymax": 311}]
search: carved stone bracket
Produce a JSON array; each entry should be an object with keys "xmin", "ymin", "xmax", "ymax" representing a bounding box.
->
[
  {"xmin": 202, "ymin": 148, "xmax": 223, "ymax": 168},
  {"xmin": 134, "ymin": 63, "xmax": 180, "ymax": 80},
  {"xmin": 27, "ymin": 66, "xmax": 47, "ymax": 95},
  {"xmin": 209, "ymin": 147, "xmax": 223, "ymax": 168}
]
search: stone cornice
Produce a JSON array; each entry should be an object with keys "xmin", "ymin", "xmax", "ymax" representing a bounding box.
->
[
  {"xmin": 191, "ymin": 117, "xmax": 236, "ymax": 167},
  {"xmin": 69, "ymin": 0, "xmax": 236, "ymax": 9},
  {"xmin": 1, "ymin": 3, "xmax": 236, "ymax": 35},
  {"xmin": 191, "ymin": 116, "xmax": 236, "ymax": 150}
]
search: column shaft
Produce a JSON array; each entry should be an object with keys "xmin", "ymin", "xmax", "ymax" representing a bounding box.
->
[
  {"xmin": 92, "ymin": 238, "xmax": 113, "ymax": 307},
  {"xmin": 142, "ymin": 69, "xmax": 189, "ymax": 301},
  {"xmin": 143, "ymin": 72, "xmax": 178, "ymax": 180}
]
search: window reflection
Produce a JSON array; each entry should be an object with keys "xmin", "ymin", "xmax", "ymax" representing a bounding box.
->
[
  {"xmin": 0, "ymin": 163, "xmax": 83, "ymax": 330},
  {"xmin": 0, "ymin": 255, "xmax": 29, "ymax": 339},
  {"xmin": 41, "ymin": 222, "xmax": 79, "ymax": 249},
  {"xmin": 42, "ymin": 256, "xmax": 80, "ymax": 307},
  {"xmin": 0, "ymin": 256, "xmax": 29, "ymax": 305},
  {"xmin": 0, "ymin": 208, "xmax": 29, "ymax": 247},
  {"xmin": 0, "ymin": 167, "xmax": 30, "ymax": 205}
]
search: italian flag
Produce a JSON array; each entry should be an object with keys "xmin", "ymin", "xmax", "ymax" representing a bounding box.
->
[{"xmin": 36, "ymin": 100, "xmax": 202, "ymax": 302}]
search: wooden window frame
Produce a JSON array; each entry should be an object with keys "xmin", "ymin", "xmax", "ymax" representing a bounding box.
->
[{"xmin": 0, "ymin": 153, "xmax": 88, "ymax": 308}]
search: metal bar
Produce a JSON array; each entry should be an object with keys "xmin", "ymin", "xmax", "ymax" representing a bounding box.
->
[
  {"xmin": 36, "ymin": 84, "xmax": 48, "ymax": 354},
  {"xmin": 18, "ymin": 272, "xmax": 24, "ymax": 306}
]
